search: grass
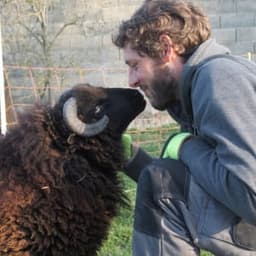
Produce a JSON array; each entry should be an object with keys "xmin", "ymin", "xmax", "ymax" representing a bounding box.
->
[
  {"xmin": 97, "ymin": 125, "xmax": 214, "ymax": 256},
  {"xmin": 97, "ymin": 175, "xmax": 135, "ymax": 256}
]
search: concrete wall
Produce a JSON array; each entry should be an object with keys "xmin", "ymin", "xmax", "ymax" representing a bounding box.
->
[
  {"xmin": 48, "ymin": 0, "xmax": 256, "ymax": 69},
  {"xmin": 2, "ymin": 0, "xmax": 256, "ymax": 68},
  {"xmin": 1, "ymin": 0, "xmax": 256, "ymax": 127},
  {"xmin": 31, "ymin": 0, "xmax": 253, "ymax": 93}
]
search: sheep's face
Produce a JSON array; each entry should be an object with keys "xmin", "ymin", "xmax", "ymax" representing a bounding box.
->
[{"xmin": 58, "ymin": 84, "xmax": 146, "ymax": 137}]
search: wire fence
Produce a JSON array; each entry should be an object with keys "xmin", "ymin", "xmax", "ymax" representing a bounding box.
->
[
  {"xmin": 0, "ymin": 64, "xmax": 179, "ymax": 155},
  {"xmin": 1, "ymin": 51, "xmax": 255, "ymax": 154}
]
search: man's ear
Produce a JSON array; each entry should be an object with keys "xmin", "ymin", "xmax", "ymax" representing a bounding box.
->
[{"xmin": 159, "ymin": 34, "xmax": 174, "ymax": 62}]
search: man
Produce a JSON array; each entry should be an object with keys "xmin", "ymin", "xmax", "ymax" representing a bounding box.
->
[{"xmin": 113, "ymin": 0, "xmax": 256, "ymax": 255}]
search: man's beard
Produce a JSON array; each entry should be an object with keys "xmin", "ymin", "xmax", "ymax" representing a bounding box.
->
[{"xmin": 146, "ymin": 66, "xmax": 179, "ymax": 111}]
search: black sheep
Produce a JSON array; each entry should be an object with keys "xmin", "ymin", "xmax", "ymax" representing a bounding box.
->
[{"xmin": 0, "ymin": 83, "xmax": 146, "ymax": 256}]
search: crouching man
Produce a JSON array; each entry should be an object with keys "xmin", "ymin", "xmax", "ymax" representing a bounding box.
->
[{"xmin": 114, "ymin": 0, "xmax": 256, "ymax": 255}]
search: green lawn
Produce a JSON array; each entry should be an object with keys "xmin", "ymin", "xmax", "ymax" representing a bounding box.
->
[{"xmin": 97, "ymin": 125, "xmax": 214, "ymax": 256}]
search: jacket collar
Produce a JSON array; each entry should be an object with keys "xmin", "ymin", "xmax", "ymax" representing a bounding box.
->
[{"xmin": 171, "ymin": 38, "xmax": 230, "ymax": 124}]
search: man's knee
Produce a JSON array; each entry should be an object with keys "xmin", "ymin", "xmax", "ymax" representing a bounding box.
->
[
  {"xmin": 137, "ymin": 158, "xmax": 190, "ymax": 202},
  {"xmin": 134, "ymin": 159, "xmax": 190, "ymax": 236}
]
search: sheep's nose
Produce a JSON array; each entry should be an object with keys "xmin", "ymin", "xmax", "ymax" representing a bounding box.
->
[
  {"xmin": 133, "ymin": 90, "xmax": 141, "ymax": 97},
  {"xmin": 131, "ymin": 89, "xmax": 144, "ymax": 101}
]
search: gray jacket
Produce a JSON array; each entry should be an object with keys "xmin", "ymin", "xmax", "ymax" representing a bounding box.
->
[
  {"xmin": 178, "ymin": 39, "xmax": 256, "ymax": 223},
  {"xmin": 126, "ymin": 39, "xmax": 256, "ymax": 224}
]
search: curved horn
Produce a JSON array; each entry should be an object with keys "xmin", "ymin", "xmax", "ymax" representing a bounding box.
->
[{"xmin": 63, "ymin": 97, "xmax": 109, "ymax": 137}]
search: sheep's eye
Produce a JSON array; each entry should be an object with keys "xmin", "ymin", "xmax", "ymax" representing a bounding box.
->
[{"xmin": 95, "ymin": 105, "xmax": 103, "ymax": 114}]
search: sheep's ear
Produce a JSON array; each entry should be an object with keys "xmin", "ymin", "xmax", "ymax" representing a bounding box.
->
[{"xmin": 63, "ymin": 97, "xmax": 109, "ymax": 137}]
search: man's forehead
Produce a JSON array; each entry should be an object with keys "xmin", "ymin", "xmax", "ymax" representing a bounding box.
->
[
  {"xmin": 124, "ymin": 45, "xmax": 140, "ymax": 58},
  {"xmin": 123, "ymin": 44, "xmax": 144, "ymax": 64}
]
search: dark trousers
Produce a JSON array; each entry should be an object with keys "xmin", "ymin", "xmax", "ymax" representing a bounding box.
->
[{"xmin": 132, "ymin": 159, "xmax": 256, "ymax": 256}]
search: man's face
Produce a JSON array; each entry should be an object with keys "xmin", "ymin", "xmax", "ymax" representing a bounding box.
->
[{"xmin": 123, "ymin": 44, "xmax": 179, "ymax": 110}]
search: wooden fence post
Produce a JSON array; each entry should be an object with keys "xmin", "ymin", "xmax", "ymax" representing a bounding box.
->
[{"xmin": 0, "ymin": 21, "xmax": 7, "ymax": 135}]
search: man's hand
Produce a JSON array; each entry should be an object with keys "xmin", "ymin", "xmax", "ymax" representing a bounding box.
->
[{"xmin": 162, "ymin": 132, "xmax": 192, "ymax": 160}]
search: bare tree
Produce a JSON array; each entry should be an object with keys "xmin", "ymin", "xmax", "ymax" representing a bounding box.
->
[{"xmin": 1, "ymin": 0, "xmax": 86, "ymax": 101}]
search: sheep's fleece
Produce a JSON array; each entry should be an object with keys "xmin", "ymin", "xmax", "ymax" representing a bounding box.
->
[{"xmin": 0, "ymin": 84, "xmax": 146, "ymax": 256}]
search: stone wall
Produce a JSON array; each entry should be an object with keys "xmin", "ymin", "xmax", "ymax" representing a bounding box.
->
[
  {"xmin": 2, "ymin": 0, "xmax": 256, "ymax": 68},
  {"xmin": 1, "ymin": 0, "xmax": 256, "ymax": 120},
  {"xmin": 48, "ymin": 0, "xmax": 256, "ymax": 69}
]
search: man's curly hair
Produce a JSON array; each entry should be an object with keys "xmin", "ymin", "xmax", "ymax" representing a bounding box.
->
[{"xmin": 113, "ymin": 0, "xmax": 211, "ymax": 58}]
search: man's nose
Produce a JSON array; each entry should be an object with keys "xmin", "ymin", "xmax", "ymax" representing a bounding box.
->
[{"xmin": 128, "ymin": 71, "xmax": 140, "ymax": 88}]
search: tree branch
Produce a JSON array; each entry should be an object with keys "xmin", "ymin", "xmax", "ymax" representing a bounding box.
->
[
  {"xmin": 18, "ymin": 22, "xmax": 43, "ymax": 45},
  {"xmin": 47, "ymin": 19, "xmax": 78, "ymax": 51}
]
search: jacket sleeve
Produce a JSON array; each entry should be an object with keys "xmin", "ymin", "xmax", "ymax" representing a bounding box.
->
[
  {"xmin": 179, "ymin": 58, "xmax": 256, "ymax": 223},
  {"xmin": 123, "ymin": 146, "xmax": 153, "ymax": 182}
]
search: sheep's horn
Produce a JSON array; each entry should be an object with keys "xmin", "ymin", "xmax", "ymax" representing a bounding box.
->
[{"xmin": 63, "ymin": 97, "xmax": 109, "ymax": 137}]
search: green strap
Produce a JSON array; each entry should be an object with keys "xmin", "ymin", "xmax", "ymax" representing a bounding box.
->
[
  {"xmin": 122, "ymin": 134, "xmax": 132, "ymax": 160},
  {"xmin": 162, "ymin": 132, "xmax": 191, "ymax": 160}
]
